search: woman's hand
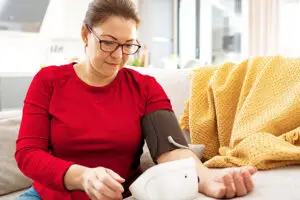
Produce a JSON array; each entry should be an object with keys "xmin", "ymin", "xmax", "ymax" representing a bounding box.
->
[
  {"xmin": 156, "ymin": 149, "xmax": 256, "ymax": 199},
  {"xmin": 200, "ymin": 166, "xmax": 256, "ymax": 199},
  {"xmin": 82, "ymin": 167, "xmax": 125, "ymax": 200}
]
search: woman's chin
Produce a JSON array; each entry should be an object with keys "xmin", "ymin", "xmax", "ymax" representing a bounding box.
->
[{"xmin": 102, "ymin": 66, "xmax": 120, "ymax": 77}]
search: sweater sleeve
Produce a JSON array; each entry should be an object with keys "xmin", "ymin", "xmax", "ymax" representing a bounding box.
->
[
  {"xmin": 15, "ymin": 67, "xmax": 74, "ymax": 192},
  {"xmin": 144, "ymin": 76, "xmax": 173, "ymax": 115}
]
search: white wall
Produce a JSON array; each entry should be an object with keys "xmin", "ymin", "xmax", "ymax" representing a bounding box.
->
[
  {"xmin": 0, "ymin": 31, "xmax": 84, "ymax": 73},
  {"xmin": 0, "ymin": 32, "xmax": 47, "ymax": 73},
  {"xmin": 178, "ymin": 0, "xmax": 196, "ymax": 67},
  {"xmin": 0, "ymin": 0, "xmax": 175, "ymax": 72},
  {"xmin": 0, "ymin": 0, "xmax": 88, "ymax": 73},
  {"xmin": 40, "ymin": 0, "xmax": 88, "ymax": 39}
]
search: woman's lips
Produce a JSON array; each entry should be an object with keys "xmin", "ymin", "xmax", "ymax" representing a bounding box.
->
[{"xmin": 105, "ymin": 62, "xmax": 119, "ymax": 67}]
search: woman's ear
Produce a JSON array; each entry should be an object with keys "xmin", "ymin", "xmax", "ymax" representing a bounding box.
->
[{"xmin": 81, "ymin": 24, "xmax": 89, "ymax": 47}]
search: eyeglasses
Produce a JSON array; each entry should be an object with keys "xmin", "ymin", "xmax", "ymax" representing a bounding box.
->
[{"xmin": 86, "ymin": 25, "xmax": 141, "ymax": 55}]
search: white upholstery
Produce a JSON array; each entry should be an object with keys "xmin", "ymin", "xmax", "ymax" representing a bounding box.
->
[
  {"xmin": 1, "ymin": 67, "xmax": 300, "ymax": 200},
  {"xmin": 127, "ymin": 67, "xmax": 192, "ymax": 118},
  {"xmin": 0, "ymin": 190, "xmax": 27, "ymax": 200},
  {"xmin": 125, "ymin": 166, "xmax": 300, "ymax": 200},
  {"xmin": 0, "ymin": 110, "xmax": 32, "ymax": 198},
  {"xmin": 195, "ymin": 166, "xmax": 300, "ymax": 200}
]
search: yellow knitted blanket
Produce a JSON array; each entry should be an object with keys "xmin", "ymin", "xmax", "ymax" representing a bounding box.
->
[{"xmin": 180, "ymin": 56, "xmax": 300, "ymax": 170}]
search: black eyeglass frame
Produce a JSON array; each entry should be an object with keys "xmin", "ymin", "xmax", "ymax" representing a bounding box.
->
[{"xmin": 86, "ymin": 25, "xmax": 141, "ymax": 55}]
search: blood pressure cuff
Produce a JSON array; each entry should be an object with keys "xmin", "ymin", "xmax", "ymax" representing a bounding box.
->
[{"xmin": 141, "ymin": 110, "xmax": 189, "ymax": 162}]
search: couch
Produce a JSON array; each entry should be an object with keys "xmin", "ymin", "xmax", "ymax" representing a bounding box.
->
[{"xmin": 0, "ymin": 67, "xmax": 299, "ymax": 200}]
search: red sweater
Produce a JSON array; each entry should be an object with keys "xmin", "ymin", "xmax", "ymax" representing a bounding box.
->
[{"xmin": 15, "ymin": 63, "xmax": 172, "ymax": 200}]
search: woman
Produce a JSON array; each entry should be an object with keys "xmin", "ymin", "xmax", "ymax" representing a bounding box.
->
[{"xmin": 15, "ymin": 0, "xmax": 256, "ymax": 199}]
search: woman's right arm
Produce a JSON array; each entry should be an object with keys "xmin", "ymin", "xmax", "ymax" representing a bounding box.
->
[
  {"xmin": 15, "ymin": 68, "xmax": 125, "ymax": 199},
  {"xmin": 15, "ymin": 68, "xmax": 75, "ymax": 191}
]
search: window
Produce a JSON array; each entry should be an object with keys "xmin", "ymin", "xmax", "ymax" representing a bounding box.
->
[
  {"xmin": 279, "ymin": 0, "xmax": 300, "ymax": 56},
  {"xmin": 177, "ymin": 0, "xmax": 246, "ymax": 67},
  {"xmin": 211, "ymin": 0, "xmax": 243, "ymax": 64},
  {"xmin": 178, "ymin": 0, "xmax": 199, "ymax": 67}
]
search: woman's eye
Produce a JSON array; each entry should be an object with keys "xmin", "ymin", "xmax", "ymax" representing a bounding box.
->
[
  {"xmin": 123, "ymin": 44, "xmax": 134, "ymax": 49},
  {"xmin": 102, "ymin": 41, "xmax": 116, "ymax": 46}
]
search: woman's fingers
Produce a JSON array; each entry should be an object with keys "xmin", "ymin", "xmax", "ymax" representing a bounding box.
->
[
  {"xmin": 96, "ymin": 170, "xmax": 124, "ymax": 193},
  {"xmin": 84, "ymin": 168, "xmax": 124, "ymax": 200},
  {"xmin": 243, "ymin": 166, "xmax": 257, "ymax": 175},
  {"xmin": 92, "ymin": 179, "xmax": 122, "ymax": 200},
  {"xmin": 241, "ymin": 168, "xmax": 255, "ymax": 192},
  {"xmin": 223, "ymin": 172, "xmax": 235, "ymax": 199},
  {"xmin": 233, "ymin": 170, "xmax": 248, "ymax": 197},
  {"xmin": 106, "ymin": 168, "xmax": 125, "ymax": 183},
  {"xmin": 87, "ymin": 189, "xmax": 101, "ymax": 200}
]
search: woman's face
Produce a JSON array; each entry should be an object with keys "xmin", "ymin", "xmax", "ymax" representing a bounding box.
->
[{"xmin": 82, "ymin": 16, "xmax": 138, "ymax": 78}]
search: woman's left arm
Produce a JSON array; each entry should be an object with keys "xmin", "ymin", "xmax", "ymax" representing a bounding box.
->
[
  {"xmin": 142, "ymin": 110, "xmax": 256, "ymax": 199},
  {"xmin": 142, "ymin": 77, "xmax": 256, "ymax": 199}
]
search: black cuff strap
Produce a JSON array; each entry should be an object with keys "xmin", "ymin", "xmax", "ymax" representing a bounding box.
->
[{"xmin": 141, "ymin": 110, "xmax": 189, "ymax": 162}]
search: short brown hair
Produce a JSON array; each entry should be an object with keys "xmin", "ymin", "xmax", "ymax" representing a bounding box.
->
[{"xmin": 83, "ymin": 0, "xmax": 140, "ymax": 28}]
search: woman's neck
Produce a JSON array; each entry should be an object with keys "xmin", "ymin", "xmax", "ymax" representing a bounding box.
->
[{"xmin": 74, "ymin": 61, "xmax": 118, "ymax": 87}]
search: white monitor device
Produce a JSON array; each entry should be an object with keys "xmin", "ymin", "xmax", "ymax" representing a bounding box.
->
[{"xmin": 129, "ymin": 158, "xmax": 199, "ymax": 200}]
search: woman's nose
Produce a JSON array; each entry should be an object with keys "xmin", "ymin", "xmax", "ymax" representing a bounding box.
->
[{"xmin": 110, "ymin": 46, "xmax": 123, "ymax": 59}]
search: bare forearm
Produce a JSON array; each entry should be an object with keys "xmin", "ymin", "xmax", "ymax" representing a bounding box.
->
[
  {"xmin": 64, "ymin": 164, "xmax": 89, "ymax": 191},
  {"xmin": 157, "ymin": 149, "xmax": 211, "ymax": 192}
]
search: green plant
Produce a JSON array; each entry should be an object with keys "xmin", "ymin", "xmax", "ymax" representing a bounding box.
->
[{"xmin": 128, "ymin": 58, "xmax": 143, "ymax": 67}]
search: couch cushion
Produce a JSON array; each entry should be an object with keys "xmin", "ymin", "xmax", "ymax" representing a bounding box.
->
[
  {"xmin": 0, "ymin": 110, "xmax": 32, "ymax": 195},
  {"xmin": 127, "ymin": 67, "xmax": 191, "ymax": 118},
  {"xmin": 194, "ymin": 166, "xmax": 300, "ymax": 200},
  {"xmin": 0, "ymin": 110, "xmax": 23, "ymax": 120},
  {"xmin": 0, "ymin": 189, "xmax": 27, "ymax": 200},
  {"xmin": 125, "ymin": 166, "xmax": 300, "ymax": 200}
]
